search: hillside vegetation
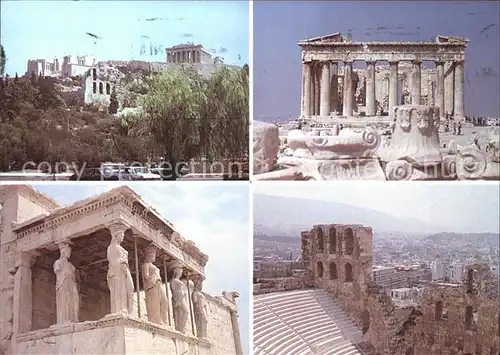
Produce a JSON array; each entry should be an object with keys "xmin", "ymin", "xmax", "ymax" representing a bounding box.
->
[{"xmin": 0, "ymin": 63, "xmax": 249, "ymax": 171}]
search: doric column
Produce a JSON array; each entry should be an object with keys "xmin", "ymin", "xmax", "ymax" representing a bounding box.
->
[
  {"xmin": 388, "ymin": 61, "xmax": 399, "ymax": 115},
  {"xmin": 435, "ymin": 61, "xmax": 445, "ymax": 118},
  {"xmin": 338, "ymin": 75, "xmax": 344, "ymax": 114},
  {"xmin": 320, "ymin": 61, "xmax": 331, "ymax": 116},
  {"xmin": 444, "ymin": 61, "xmax": 455, "ymax": 115},
  {"xmin": 13, "ymin": 251, "xmax": 38, "ymax": 335},
  {"xmin": 411, "ymin": 60, "xmax": 422, "ymax": 105},
  {"xmin": 314, "ymin": 64, "xmax": 320, "ymax": 115},
  {"xmin": 330, "ymin": 62, "xmax": 338, "ymax": 114},
  {"xmin": 301, "ymin": 62, "xmax": 311, "ymax": 117},
  {"xmin": 343, "ymin": 61, "xmax": 353, "ymax": 117},
  {"xmin": 365, "ymin": 61, "xmax": 376, "ymax": 116},
  {"xmin": 454, "ymin": 60, "xmax": 465, "ymax": 120},
  {"xmin": 309, "ymin": 65, "xmax": 315, "ymax": 115}
]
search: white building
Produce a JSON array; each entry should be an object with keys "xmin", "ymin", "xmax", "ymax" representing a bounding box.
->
[
  {"xmin": 390, "ymin": 287, "xmax": 420, "ymax": 301},
  {"xmin": 372, "ymin": 265, "xmax": 406, "ymax": 290},
  {"xmin": 431, "ymin": 261, "xmax": 463, "ymax": 282},
  {"xmin": 61, "ymin": 55, "xmax": 95, "ymax": 77}
]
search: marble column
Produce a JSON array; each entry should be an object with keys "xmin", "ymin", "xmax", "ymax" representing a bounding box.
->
[
  {"xmin": 302, "ymin": 63, "xmax": 312, "ymax": 117},
  {"xmin": 343, "ymin": 61, "xmax": 353, "ymax": 117},
  {"xmin": 365, "ymin": 61, "xmax": 376, "ymax": 116},
  {"xmin": 444, "ymin": 61, "xmax": 455, "ymax": 115},
  {"xmin": 320, "ymin": 62, "xmax": 331, "ymax": 116},
  {"xmin": 454, "ymin": 60, "xmax": 465, "ymax": 120},
  {"xmin": 338, "ymin": 75, "xmax": 344, "ymax": 114},
  {"xmin": 309, "ymin": 65, "xmax": 315, "ymax": 115},
  {"xmin": 388, "ymin": 61, "xmax": 399, "ymax": 115},
  {"xmin": 411, "ymin": 60, "xmax": 422, "ymax": 105},
  {"xmin": 330, "ymin": 62, "xmax": 338, "ymax": 114},
  {"xmin": 435, "ymin": 61, "xmax": 445, "ymax": 118},
  {"xmin": 314, "ymin": 64, "xmax": 321, "ymax": 115},
  {"xmin": 13, "ymin": 252, "xmax": 38, "ymax": 334}
]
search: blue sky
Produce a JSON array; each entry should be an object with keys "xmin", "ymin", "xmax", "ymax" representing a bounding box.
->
[
  {"xmin": 32, "ymin": 182, "xmax": 251, "ymax": 354},
  {"xmin": 1, "ymin": 0, "xmax": 249, "ymax": 75},
  {"xmin": 254, "ymin": 1, "xmax": 500, "ymax": 121},
  {"xmin": 254, "ymin": 182, "xmax": 500, "ymax": 234}
]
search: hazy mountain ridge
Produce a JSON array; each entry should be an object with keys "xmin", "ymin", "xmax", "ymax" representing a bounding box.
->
[
  {"xmin": 426, "ymin": 232, "xmax": 500, "ymax": 245},
  {"xmin": 254, "ymin": 194, "xmax": 449, "ymax": 237}
]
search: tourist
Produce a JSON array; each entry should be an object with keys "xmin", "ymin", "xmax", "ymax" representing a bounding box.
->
[{"xmin": 458, "ymin": 121, "xmax": 462, "ymax": 135}]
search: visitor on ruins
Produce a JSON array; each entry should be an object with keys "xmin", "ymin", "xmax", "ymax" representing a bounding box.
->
[{"xmin": 458, "ymin": 121, "xmax": 462, "ymax": 135}]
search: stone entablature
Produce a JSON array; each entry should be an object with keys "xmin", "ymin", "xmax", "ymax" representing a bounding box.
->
[
  {"xmin": 299, "ymin": 42, "xmax": 466, "ymax": 62},
  {"xmin": 12, "ymin": 187, "xmax": 208, "ymax": 274}
]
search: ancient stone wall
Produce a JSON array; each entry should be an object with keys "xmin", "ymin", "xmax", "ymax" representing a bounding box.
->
[
  {"xmin": 205, "ymin": 296, "xmax": 238, "ymax": 355},
  {"xmin": 31, "ymin": 263, "xmax": 56, "ymax": 331},
  {"xmin": 253, "ymin": 276, "xmax": 309, "ymax": 295},
  {"xmin": 302, "ymin": 222, "xmax": 500, "ymax": 355}
]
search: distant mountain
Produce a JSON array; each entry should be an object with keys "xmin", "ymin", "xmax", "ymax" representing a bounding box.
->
[
  {"xmin": 253, "ymin": 194, "xmax": 447, "ymax": 237},
  {"xmin": 425, "ymin": 232, "xmax": 500, "ymax": 245}
]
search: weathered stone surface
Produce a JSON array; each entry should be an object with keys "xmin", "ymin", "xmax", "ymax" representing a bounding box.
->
[
  {"xmin": 379, "ymin": 105, "xmax": 442, "ymax": 166},
  {"xmin": 253, "ymin": 121, "xmax": 280, "ymax": 174}
]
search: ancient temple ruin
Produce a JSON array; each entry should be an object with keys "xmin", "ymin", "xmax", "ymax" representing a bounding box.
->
[
  {"xmin": 253, "ymin": 223, "xmax": 500, "ymax": 355},
  {"xmin": 0, "ymin": 186, "xmax": 243, "ymax": 355},
  {"xmin": 299, "ymin": 33, "xmax": 468, "ymax": 120},
  {"xmin": 253, "ymin": 32, "xmax": 499, "ymax": 181}
]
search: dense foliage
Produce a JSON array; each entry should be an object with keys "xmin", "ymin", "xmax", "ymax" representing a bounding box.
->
[{"xmin": 0, "ymin": 64, "xmax": 249, "ymax": 171}]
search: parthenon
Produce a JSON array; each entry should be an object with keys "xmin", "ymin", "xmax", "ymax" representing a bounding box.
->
[{"xmin": 299, "ymin": 33, "xmax": 469, "ymax": 120}]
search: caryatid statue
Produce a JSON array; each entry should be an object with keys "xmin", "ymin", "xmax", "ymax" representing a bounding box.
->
[
  {"xmin": 170, "ymin": 261, "xmax": 189, "ymax": 333},
  {"xmin": 107, "ymin": 223, "xmax": 134, "ymax": 316},
  {"xmin": 192, "ymin": 277, "xmax": 209, "ymax": 338},
  {"xmin": 142, "ymin": 243, "xmax": 168, "ymax": 325},
  {"xmin": 53, "ymin": 242, "xmax": 79, "ymax": 324}
]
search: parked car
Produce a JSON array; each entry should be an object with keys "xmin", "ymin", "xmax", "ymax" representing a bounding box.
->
[
  {"xmin": 70, "ymin": 168, "xmax": 134, "ymax": 181},
  {"xmin": 126, "ymin": 166, "xmax": 161, "ymax": 180}
]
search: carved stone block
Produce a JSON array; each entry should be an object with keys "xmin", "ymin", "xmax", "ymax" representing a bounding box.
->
[
  {"xmin": 380, "ymin": 105, "xmax": 442, "ymax": 167},
  {"xmin": 253, "ymin": 121, "xmax": 280, "ymax": 174}
]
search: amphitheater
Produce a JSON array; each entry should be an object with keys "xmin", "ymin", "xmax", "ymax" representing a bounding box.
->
[
  {"xmin": 253, "ymin": 223, "xmax": 500, "ymax": 355},
  {"xmin": 254, "ymin": 289, "xmax": 363, "ymax": 355}
]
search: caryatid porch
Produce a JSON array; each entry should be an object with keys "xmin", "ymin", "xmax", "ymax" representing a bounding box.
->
[
  {"xmin": 298, "ymin": 34, "xmax": 468, "ymax": 120},
  {"xmin": 8, "ymin": 187, "xmax": 238, "ymax": 354}
]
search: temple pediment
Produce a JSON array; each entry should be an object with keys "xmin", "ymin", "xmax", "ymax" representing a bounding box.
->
[
  {"xmin": 436, "ymin": 34, "xmax": 470, "ymax": 44},
  {"xmin": 301, "ymin": 32, "xmax": 345, "ymax": 43}
]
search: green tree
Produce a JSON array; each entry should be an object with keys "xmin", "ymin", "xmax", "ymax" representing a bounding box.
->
[
  {"xmin": 0, "ymin": 45, "xmax": 5, "ymax": 76},
  {"xmin": 108, "ymin": 86, "xmax": 119, "ymax": 114},
  {"xmin": 141, "ymin": 68, "xmax": 207, "ymax": 163}
]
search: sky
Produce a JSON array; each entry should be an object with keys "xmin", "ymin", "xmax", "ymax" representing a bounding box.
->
[
  {"xmin": 32, "ymin": 182, "xmax": 251, "ymax": 354},
  {"xmin": 1, "ymin": 0, "xmax": 249, "ymax": 75},
  {"xmin": 254, "ymin": 1, "xmax": 500, "ymax": 121},
  {"xmin": 254, "ymin": 182, "xmax": 500, "ymax": 234}
]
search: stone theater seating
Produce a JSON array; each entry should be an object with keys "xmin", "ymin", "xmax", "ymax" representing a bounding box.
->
[{"xmin": 253, "ymin": 289, "xmax": 362, "ymax": 355}]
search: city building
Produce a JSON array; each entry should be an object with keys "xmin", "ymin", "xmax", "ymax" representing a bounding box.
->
[{"xmin": 431, "ymin": 260, "xmax": 464, "ymax": 282}]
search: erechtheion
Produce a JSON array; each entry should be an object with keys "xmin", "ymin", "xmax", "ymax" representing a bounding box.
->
[{"xmin": 0, "ymin": 185, "xmax": 243, "ymax": 355}]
